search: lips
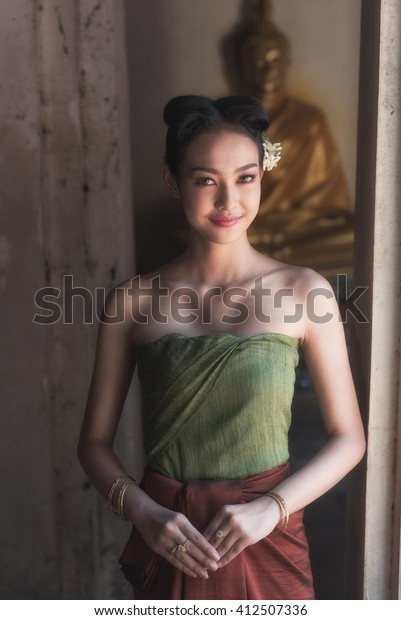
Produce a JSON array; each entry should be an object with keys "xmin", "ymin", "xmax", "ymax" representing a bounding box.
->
[{"xmin": 209, "ymin": 216, "xmax": 242, "ymax": 228}]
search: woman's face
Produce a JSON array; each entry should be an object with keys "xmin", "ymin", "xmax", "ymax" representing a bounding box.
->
[{"xmin": 170, "ymin": 128, "xmax": 263, "ymax": 245}]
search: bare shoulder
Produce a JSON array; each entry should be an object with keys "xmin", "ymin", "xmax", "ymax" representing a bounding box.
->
[
  {"xmin": 102, "ymin": 270, "xmax": 173, "ymax": 338},
  {"xmin": 280, "ymin": 264, "xmax": 334, "ymax": 295},
  {"xmin": 291, "ymin": 265, "xmax": 338, "ymax": 314},
  {"xmin": 289, "ymin": 266, "xmax": 342, "ymax": 348},
  {"xmin": 101, "ymin": 275, "xmax": 146, "ymax": 325},
  {"xmin": 261, "ymin": 259, "xmax": 335, "ymax": 302},
  {"xmin": 265, "ymin": 262, "xmax": 339, "ymax": 345}
]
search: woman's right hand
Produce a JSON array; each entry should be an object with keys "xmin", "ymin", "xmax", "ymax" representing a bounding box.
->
[{"xmin": 127, "ymin": 492, "xmax": 220, "ymax": 579}]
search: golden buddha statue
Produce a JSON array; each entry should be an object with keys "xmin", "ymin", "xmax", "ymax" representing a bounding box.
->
[{"xmin": 237, "ymin": 0, "xmax": 354, "ymax": 275}]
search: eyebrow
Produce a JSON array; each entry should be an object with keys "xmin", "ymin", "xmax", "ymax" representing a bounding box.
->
[{"xmin": 189, "ymin": 163, "xmax": 259, "ymax": 174}]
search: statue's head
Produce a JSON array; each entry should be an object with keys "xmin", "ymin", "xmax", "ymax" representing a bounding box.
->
[{"xmin": 239, "ymin": 1, "xmax": 290, "ymax": 106}]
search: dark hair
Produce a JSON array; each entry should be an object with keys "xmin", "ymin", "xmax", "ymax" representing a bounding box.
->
[{"xmin": 163, "ymin": 95, "xmax": 270, "ymax": 176}]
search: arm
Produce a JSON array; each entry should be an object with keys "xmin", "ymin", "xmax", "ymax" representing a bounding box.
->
[
  {"xmin": 203, "ymin": 272, "xmax": 366, "ymax": 568},
  {"xmin": 77, "ymin": 284, "xmax": 137, "ymax": 500},
  {"xmin": 78, "ymin": 283, "xmax": 219, "ymax": 579},
  {"xmin": 267, "ymin": 274, "xmax": 366, "ymax": 509}
]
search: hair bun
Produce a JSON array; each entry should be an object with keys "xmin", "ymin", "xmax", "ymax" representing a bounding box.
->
[
  {"xmin": 163, "ymin": 96, "xmax": 214, "ymax": 128},
  {"xmin": 163, "ymin": 94, "xmax": 270, "ymax": 175},
  {"xmin": 163, "ymin": 95, "xmax": 269, "ymax": 133},
  {"xmin": 215, "ymin": 96, "xmax": 270, "ymax": 133}
]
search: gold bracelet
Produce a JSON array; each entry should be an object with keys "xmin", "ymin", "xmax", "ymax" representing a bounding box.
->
[
  {"xmin": 107, "ymin": 475, "xmax": 137, "ymax": 515},
  {"xmin": 264, "ymin": 491, "xmax": 289, "ymax": 535},
  {"xmin": 108, "ymin": 476, "xmax": 129, "ymax": 514},
  {"xmin": 117, "ymin": 480, "xmax": 138, "ymax": 520}
]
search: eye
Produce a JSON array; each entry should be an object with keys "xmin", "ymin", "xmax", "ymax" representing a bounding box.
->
[
  {"xmin": 195, "ymin": 177, "xmax": 215, "ymax": 186},
  {"xmin": 237, "ymin": 174, "xmax": 256, "ymax": 184}
]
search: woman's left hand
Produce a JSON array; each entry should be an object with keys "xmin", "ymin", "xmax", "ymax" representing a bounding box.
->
[{"xmin": 202, "ymin": 496, "xmax": 281, "ymax": 569}]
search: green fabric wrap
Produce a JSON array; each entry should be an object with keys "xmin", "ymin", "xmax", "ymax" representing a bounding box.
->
[{"xmin": 134, "ymin": 332, "xmax": 300, "ymax": 482}]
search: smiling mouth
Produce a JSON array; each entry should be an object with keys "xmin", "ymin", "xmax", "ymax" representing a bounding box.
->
[{"xmin": 209, "ymin": 216, "xmax": 243, "ymax": 227}]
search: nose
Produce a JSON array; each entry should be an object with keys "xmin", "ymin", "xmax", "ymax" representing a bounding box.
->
[{"xmin": 214, "ymin": 182, "xmax": 237, "ymax": 212}]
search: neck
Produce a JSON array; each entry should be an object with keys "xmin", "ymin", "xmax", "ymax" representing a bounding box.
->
[{"xmin": 179, "ymin": 233, "xmax": 259, "ymax": 287}]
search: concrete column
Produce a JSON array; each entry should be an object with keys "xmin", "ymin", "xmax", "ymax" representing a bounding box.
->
[
  {"xmin": 364, "ymin": 0, "xmax": 401, "ymax": 599},
  {"xmin": 349, "ymin": 0, "xmax": 401, "ymax": 600},
  {"xmin": 0, "ymin": 0, "xmax": 139, "ymax": 599}
]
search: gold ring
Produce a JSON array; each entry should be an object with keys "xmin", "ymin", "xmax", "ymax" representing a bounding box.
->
[
  {"xmin": 170, "ymin": 538, "xmax": 189, "ymax": 555},
  {"xmin": 215, "ymin": 529, "xmax": 224, "ymax": 539}
]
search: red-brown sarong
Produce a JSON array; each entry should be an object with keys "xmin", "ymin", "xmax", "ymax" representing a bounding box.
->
[{"xmin": 119, "ymin": 464, "xmax": 315, "ymax": 600}]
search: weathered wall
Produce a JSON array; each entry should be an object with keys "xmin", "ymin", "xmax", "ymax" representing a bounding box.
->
[
  {"xmin": 360, "ymin": 0, "xmax": 401, "ymax": 599},
  {"xmin": 348, "ymin": 0, "xmax": 401, "ymax": 600},
  {"xmin": 0, "ymin": 0, "xmax": 140, "ymax": 599}
]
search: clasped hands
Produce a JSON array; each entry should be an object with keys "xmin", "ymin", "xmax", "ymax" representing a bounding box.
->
[{"xmin": 137, "ymin": 496, "xmax": 281, "ymax": 580}]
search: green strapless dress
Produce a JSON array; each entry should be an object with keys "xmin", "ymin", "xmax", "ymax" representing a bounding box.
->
[{"xmin": 134, "ymin": 331, "xmax": 300, "ymax": 482}]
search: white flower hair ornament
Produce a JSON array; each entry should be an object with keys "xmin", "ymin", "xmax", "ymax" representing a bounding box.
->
[{"xmin": 262, "ymin": 135, "xmax": 282, "ymax": 171}]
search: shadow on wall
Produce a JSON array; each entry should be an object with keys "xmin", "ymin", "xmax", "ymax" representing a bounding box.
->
[{"xmin": 125, "ymin": 0, "xmax": 189, "ymax": 274}]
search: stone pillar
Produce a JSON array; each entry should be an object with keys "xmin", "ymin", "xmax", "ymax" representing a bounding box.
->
[
  {"xmin": 0, "ymin": 0, "xmax": 140, "ymax": 599},
  {"xmin": 348, "ymin": 0, "xmax": 401, "ymax": 600}
]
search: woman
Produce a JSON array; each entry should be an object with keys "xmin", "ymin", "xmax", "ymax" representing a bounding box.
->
[{"xmin": 78, "ymin": 95, "xmax": 365, "ymax": 600}]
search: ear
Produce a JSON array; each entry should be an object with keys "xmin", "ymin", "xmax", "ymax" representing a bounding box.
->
[{"xmin": 162, "ymin": 163, "xmax": 181, "ymax": 199}]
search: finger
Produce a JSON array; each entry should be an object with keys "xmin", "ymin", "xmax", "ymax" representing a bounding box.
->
[
  {"xmin": 203, "ymin": 515, "xmax": 225, "ymax": 546},
  {"xmin": 172, "ymin": 547, "xmax": 210, "ymax": 580},
  {"xmin": 217, "ymin": 538, "xmax": 247, "ymax": 569},
  {"xmin": 164, "ymin": 541, "xmax": 210, "ymax": 579},
  {"xmin": 181, "ymin": 523, "xmax": 221, "ymax": 565},
  {"xmin": 210, "ymin": 527, "xmax": 228, "ymax": 552},
  {"xmin": 203, "ymin": 516, "xmax": 231, "ymax": 552},
  {"xmin": 213, "ymin": 530, "xmax": 240, "ymax": 561},
  {"xmin": 183, "ymin": 538, "xmax": 219, "ymax": 572},
  {"xmin": 162, "ymin": 512, "xmax": 220, "ymax": 564},
  {"xmin": 163, "ymin": 550, "xmax": 199, "ymax": 579},
  {"xmin": 161, "ymin": 524, "xmax": 218, "ymax": 578}
]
